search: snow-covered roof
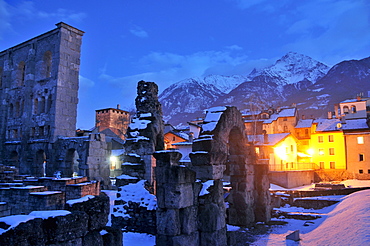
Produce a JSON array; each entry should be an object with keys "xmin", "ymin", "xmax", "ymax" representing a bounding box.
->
[
  {"xmin": 263, "ymin": 108, "xmax": 296, "ymax": 124},
  {"xmin": 314, "ymin": 118, "xmax": 369, "ymax": 131},
  {"xmin": 340, "ymin": 97, "xmax": 369, "ymax": 103},
  {"xmin": 172, "ymin": 141, "xmax": 192, "ymax": 146},
  {"xmin": 295, "ymin": 119, "xmax": 314, "ymax": 128},
  {"xmin": 248, "ymin": 133, "xmax": 290, "ymax": 146},
  {"xmin": 111, "ymin": 149, "xmax": 124, "ymax": 156},
  {"xmin": 165, "ymin": 130, "xmax": 189, "ymax": 141}
]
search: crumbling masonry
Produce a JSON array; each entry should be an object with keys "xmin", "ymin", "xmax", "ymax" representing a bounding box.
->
[
  {"xmin": 0, "ymin": 23, "xmax": 110, "ymax": 186},
  {"xmin": 120, "ymin": 81, "xmax": 271, "ymax": 246}
]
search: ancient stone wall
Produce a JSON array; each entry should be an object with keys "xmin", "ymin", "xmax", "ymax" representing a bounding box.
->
[
  {"xmin": 0, "ymin": 23, "xmax": 92, "ymax": 181},
  {"xmin": 0, "ymin": 194, "xmax": 122, "ymax": 246}
]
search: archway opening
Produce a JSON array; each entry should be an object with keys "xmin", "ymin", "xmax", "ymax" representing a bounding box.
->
[
  {"xmin": 65, "ymin": 149, "xmax": 80, "ymax": 177},
  {"xmin": 10, "ymin": 151, "xmax": 19, "ymax": 169},
  {"xmin": 34, "ymin": 150, "xmax": 46, "ymax": 177}
]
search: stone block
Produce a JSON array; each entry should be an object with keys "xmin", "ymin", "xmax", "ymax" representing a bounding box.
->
[
  {"xmin": 153, "ymin": 151, "xmax": 182, "ymax": 167},
  {"xmin": 199, "ymin": 228, "xmax": 227, "ymax": 246},
  {"xmin": 155, "ymin": 165, "xmax": 196, "ymax": 185},
  {"xmin": 102, "ymin": 226, "xmax": 123, "ymax": 246},
  {"xmin": 172, "ymin": 231, "xmax": 199, "ymax": 246},
  {"xmin": 156, "ymin": 208, "xmax": 181, "ymax": 236},
  {"xmin": 179, "ymin": 206, "xmax": 198, "ymax": 234},
  {"xmin": 198, "ymin": 202, "xmax": 226, "ymax": 232},
  {"xmin": 189, "ymin": 152, "xmax": 211, "ymax": 166},
  {"xmin": 42, "ymin": 211, "xmax": 89, "ymax": 243},
  {"xmin": 82, "ymin": 230, "xmax": 103, "ymax": 245},
  {"xmin": 191, "ymin": 164, "xmax": 225, "ymax": 180},
  {"xmin": 156, "ymin": 183, "xmax": 194, "ymax": 209},
  {"xmin": 66, "ymin": 193, "xmax": 109, "ymax": 231}
]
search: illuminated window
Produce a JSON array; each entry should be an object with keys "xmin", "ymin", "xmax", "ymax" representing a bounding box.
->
[
  {"xmin": 319, "ymin": 149, "xmax": 324, "ymax": 155},
  {"xmin": 328, "ymin": 135, "xmax": 334, "ymax": 142},
  {"xmin": 358, "ymin": 136, "xmax": 364, "ymax": 144},
  {"xmin": 320, "ymin": 162, "xmax": 324, "ymax": 169},
  {"xmin": 343, "ymin": 106, "xmax": 349, "ymax": 114},
  {"xmin": 359, "ymin": 153, "xmax": 364, "ymax": 162},
  {"xmin": 330, "ymin": 162, "xmax": 335, "ymax": 169},
  {"xmin": 318, "ymin": 136, "xmax": 323, "ymax": 143},
  {"xmin": 329, "ymin": 148, "xmax": 335, "ymax": 155},
  {"xmin": 255, "ymin": 147, "xmax": 260, "ymax": 155}
]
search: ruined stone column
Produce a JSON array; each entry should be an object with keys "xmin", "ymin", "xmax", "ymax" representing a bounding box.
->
[
  {"xmin": 253, "ymin": 163, "xmax": 271, "ymax": 223},
  {"xmin": 154, "ymin": 150, "xmax": 199, "ymax": 246},
  {"xmin": 122, "ymin": 81, "xmax": 164, "ymax": 187}
]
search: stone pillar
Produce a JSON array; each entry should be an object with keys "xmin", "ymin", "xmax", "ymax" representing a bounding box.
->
[
  {"xmin": 254, "ymin": 163, "xmax": 271, "ymax": 223},
  {"xmin": 197, "ymin": 179, "xmax": 227, "ymax": 246},
  {"xmin": 227, "ymin": 154, "xmax": 256, "ymax": 226},
  {"xmin": 154, "ymin": 151, "xmax": 199, "ymax": 246}
]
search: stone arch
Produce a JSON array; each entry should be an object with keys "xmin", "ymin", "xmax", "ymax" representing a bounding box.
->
[
  {"xmin": 17, "ymin": 61, "xmax": 26, "ymax": 87},
  {"xmin": 191, "ymin": 106, "xmax": 270, "ymax": 227},
  {"xmin": 43, "ymin": 51, "xmax": 52, "ymax": 78},
  {"xmin": 65, "ymin": 148, "xmax": 80, "ymax": 177},
  {"xmin": 34, "ymin": 149, "xmax": 47, "ymax": 177},
  {"xmin": 9, "ymin": 151, "xmax": 19, "ymax": 169},
  {"xmin": 9, "ymin": 103, "xmax": 14, "ymax": 118}
]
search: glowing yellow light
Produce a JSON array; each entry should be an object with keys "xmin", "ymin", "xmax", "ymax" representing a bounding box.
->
[
  {"xmin": 110, "ymin": 156, "xmax": 118, "ymax": 162},
  {"xmin": 274, "ymin": 145, "xmax": 287, "ymax": 160},
  {"xmin": 307, "ymin": 149, "xmax": 314, "ymax": 156}
]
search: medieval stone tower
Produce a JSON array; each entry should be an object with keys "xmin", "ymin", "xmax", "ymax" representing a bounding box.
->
[{"xmin": 0, "ymin": 22, "xmax": 84, "ymax": 176}]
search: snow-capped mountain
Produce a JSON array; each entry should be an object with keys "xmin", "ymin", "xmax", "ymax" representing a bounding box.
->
[
  {"xmin": 159, "ymin": 53, "xmax": 370, "ymax": 126},
  {"xmin": 248, "ymin": 52, "xmax": 330, "ymax": 86},
  {"xmin": 159, "ymin": 75, "xmax": 247, "ymax": 123},
  {"xmin": 289, "ymin": 56, "xmax": 370, "ymax": 117}
]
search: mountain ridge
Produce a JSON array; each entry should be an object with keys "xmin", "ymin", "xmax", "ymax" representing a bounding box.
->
[{"xmin": 159, "ymin": 53, "xmax": 370, "ymax": 126}]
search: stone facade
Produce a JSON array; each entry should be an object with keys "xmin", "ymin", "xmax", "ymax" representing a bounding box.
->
[{"xmin": 0, "ymin": 23, "xmax": 110, "ymax": 187}]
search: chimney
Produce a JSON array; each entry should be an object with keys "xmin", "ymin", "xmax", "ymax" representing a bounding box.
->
[
  {"xmin": 302, "ymin": 115, "xmax": 305, "ymax": 120},
  {"xmin": 263, "ymin": 130, "xmax": 268, "ymax": 144},
  {"xmin": 334, "ymin": 104, "xmax": 339, "ymax": 119},
  {"xmin": 189, "ymin": 132, "xmax": 194, "ymax": 143},
  {"xmin": 117, "ymin": 104, "xmax": 120, "ymax": 109},
  {"xmin": 328, "ymin": 111, "xmax": 333, "ymax": 119}
]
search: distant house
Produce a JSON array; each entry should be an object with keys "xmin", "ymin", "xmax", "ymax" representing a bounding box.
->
[{"xmin": 249, "ymin": 133, "xmax": 299, "ymax": 171}]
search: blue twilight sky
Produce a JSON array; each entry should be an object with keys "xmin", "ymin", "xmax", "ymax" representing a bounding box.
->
[{"xmin": 1, "ymin": 0, "xmax": 370, "ymax": 129}]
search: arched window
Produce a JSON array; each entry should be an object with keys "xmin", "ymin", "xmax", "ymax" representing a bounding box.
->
[
  {"xmin": 15, "ymin": 101, "xmax": 20, "ymax": 117},
  {"xmin": 46, "ymin": 96, "xmax": 52, "ymax": 113},
  {"xmin": 33, "ymin": 98, "xmax": 38, "ymax": 115},
  {"xmin": 18, "ymin": 61, "xmax": 26, "ymax": 86},
  {"xmin": 343, "ymin": 106, "xmax": 349, "ymax": 114},
  {"xmin": 9, "ymin": 103, "xmax": 14, "ymax": 117},
  {"xmin": 351, "ymin": 105, "xmax": 356, "ymax": 113},
  {"xmin": 43, "ymin": 51, "xmax": 52, "ymax": 78},
  {"xmin": 39, "ymin": 97, "xmax": 46, "ymax": 114}
]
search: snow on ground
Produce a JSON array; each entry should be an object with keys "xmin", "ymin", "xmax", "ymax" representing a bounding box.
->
[
  {"xmin": 123, "ymin": 232, "xmax": 155, "ymax": 246},
  {"xmin": 102, "ymin": 179, "xmax": 370, "ymax": 245},
  {"xmin": 253, "ymin": 189, "xmax": 370, "ymax": 245}
]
